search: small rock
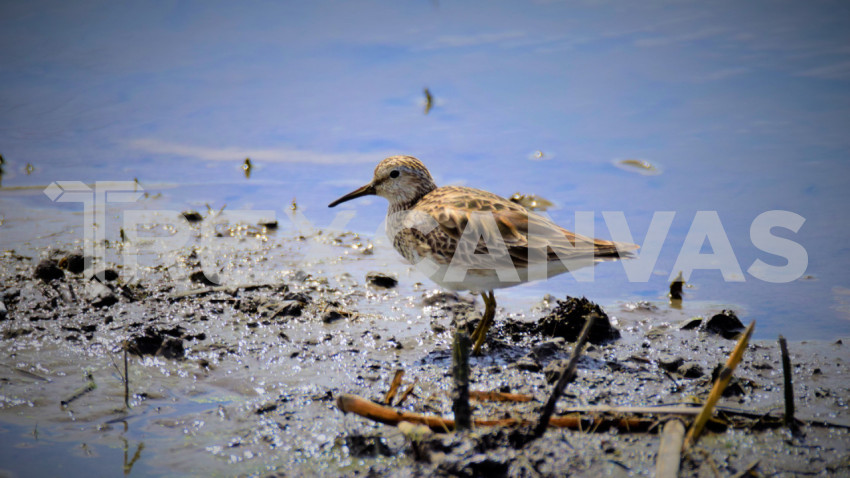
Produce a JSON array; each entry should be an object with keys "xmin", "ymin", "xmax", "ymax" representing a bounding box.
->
[
  {"xmin": 513, "ymin": 356, "xmax": 541, "ymax": 372},
  {"xmin": 705, "ymin": 310, "xmax": 744, "ymax": 339},
  {"xmin": 679, "ymin": 317, "xmax": 703, "ymax": 330},
  {"xmin": 322, "ymin": 308, "xmax": 351, "ymax": 324},
  {"xmin": 34, "ymin": 259, "xmax": 64, "ymax": 282},
  {"xmin": 531, "ymin": 337, "xmax": 566, "ymax": 361},
  {"xmin": 365, "ymin": 271, "xmax": 398, "ymax": 289},
  {"xmin": 0, "ymin": 301, "xmax": 6, "ymax": 320},
  {"xmin": 677, "ymin": 362, "xmax": 704, "ymax": 379}
]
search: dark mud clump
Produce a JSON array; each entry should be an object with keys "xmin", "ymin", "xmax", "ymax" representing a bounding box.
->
[
  {"xmin": 536, "ymin": 296, "xmax": 620, "ymax": 344},
  {"xmin": 57, "ymin": 253, "xmax": 86, "ymax": 274},
  {"xmin": 128, "ymin": 327, "xmax": 187, "ymax": 360},
  {"xmin": 705, "ymin": 310, "xmax": 744, "ymax": 339},
  {"xmin": 34, "ymin": 259, "xmax": 64, "ymax": 282}
]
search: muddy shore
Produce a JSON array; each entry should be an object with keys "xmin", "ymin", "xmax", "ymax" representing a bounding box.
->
[{"xmin": 1, "ymin": 228, "xmax": 848, "ymax": 477}]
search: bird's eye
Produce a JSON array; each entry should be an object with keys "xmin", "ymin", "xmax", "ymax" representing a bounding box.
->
[{"xmin": 389, "ymin": 170, "xmax": 400, "ymax": 178}]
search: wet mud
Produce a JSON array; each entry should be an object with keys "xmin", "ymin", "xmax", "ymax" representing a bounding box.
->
[{"xmin": 0, "ymin": 229, "xmax": 848, "ymax": 477}]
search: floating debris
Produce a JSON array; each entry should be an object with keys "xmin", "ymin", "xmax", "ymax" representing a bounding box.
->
[
  {"xmin": 25, "ymin": 163, "xmax": 34, "ymax": 175},
  {"xmin": 528, "ymin": 150, "xmax": 553, "ymax": 161},
  {"xmin": 669, "ymin": 271, "xmax": 685, "ymax": 301},
  {"xmin": 615, "ymin": 158, "xmax": 661, "ymax": 175},
  {"xmin": 510, "ymin": 192, "xmax": 554, "ymax": 211},
  {"xmin": 423, "ymin": 88, "xmax": 434, "ymax": 115},
  {"xmin": 291, "ymin": 197, "xmax": 298, "ymax": 211},
  {"xmin": 242, "ymin": 158, "xmax": 252, "ymax": 178}
]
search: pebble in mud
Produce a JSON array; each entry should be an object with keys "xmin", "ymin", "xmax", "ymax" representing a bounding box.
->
[
  {"xmin": 657, "ymin": 354, "xmax": 684, "ymax": 372},
  {"xmin": 34, "ymin": 259, "xmax": 64, "ymax": 282},
  {"xmin": 512, "ymin": 356, "xmax": 542, "ymax": 372},
  {"xmin": 89, "ymin": 268, "xmax": 119, "ymax": 283}
]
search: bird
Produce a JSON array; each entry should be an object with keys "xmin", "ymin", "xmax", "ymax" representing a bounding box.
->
[{"xmin": 329, "ymin": 155, "xmax": 638, "ymax": 354}]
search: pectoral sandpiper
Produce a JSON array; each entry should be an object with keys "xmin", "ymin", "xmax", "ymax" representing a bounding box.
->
[{"xmin": 329, "ymin": 156, "xmax": 638, "ymax": 354}]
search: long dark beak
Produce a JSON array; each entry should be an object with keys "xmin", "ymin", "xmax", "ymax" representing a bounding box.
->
[{"xmin": 328, "ymin": 183, "xmax": 376, "ymax": 207}]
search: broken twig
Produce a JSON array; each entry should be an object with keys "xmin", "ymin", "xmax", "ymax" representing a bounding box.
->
[
  {"xmin": 534, "ymin": 313, "xmax": 596, "ymax": 437},
  {"xmin": 336, "ymin": 393, "xmax": 654, "ymax": 432},
  {"xmin": 451, "ymin": 330, "xmax": 472, "ymax": 431},
  {"xmin": 778, "ymin": 335, "xmax": 795, "ymax": 428},
  {"xmin": 384, "ymin": 370, "xmax": 404, "ymax": 405}
]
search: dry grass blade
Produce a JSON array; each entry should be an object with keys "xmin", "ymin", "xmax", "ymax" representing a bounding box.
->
[
  {"xmin": 395, "ymin": 378, "xmax": 418, "ymax": 406},
  {"xmin": 684, "ymin": 320, "xmax": 755, "ymax": 448}
]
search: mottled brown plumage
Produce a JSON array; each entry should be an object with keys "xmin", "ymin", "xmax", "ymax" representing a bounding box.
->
[{"xmin": 329, "ymin": 155, "xmax": 638, "ymax": 353}]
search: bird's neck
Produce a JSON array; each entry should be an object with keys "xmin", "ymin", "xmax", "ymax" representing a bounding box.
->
[{"xmin": 387, "ymin": 183, "xmax": 436, "ymax": 214}]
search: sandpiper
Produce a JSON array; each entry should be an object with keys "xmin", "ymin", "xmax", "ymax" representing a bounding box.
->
[{"xmin": 329, "ymin": 156, "xmax": 638, "ymax": 354}]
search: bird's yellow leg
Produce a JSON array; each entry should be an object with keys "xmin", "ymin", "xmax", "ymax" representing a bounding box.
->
[{"xmin": 472, "ymin": 291, "xmax": 496, "ymax": 355}]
